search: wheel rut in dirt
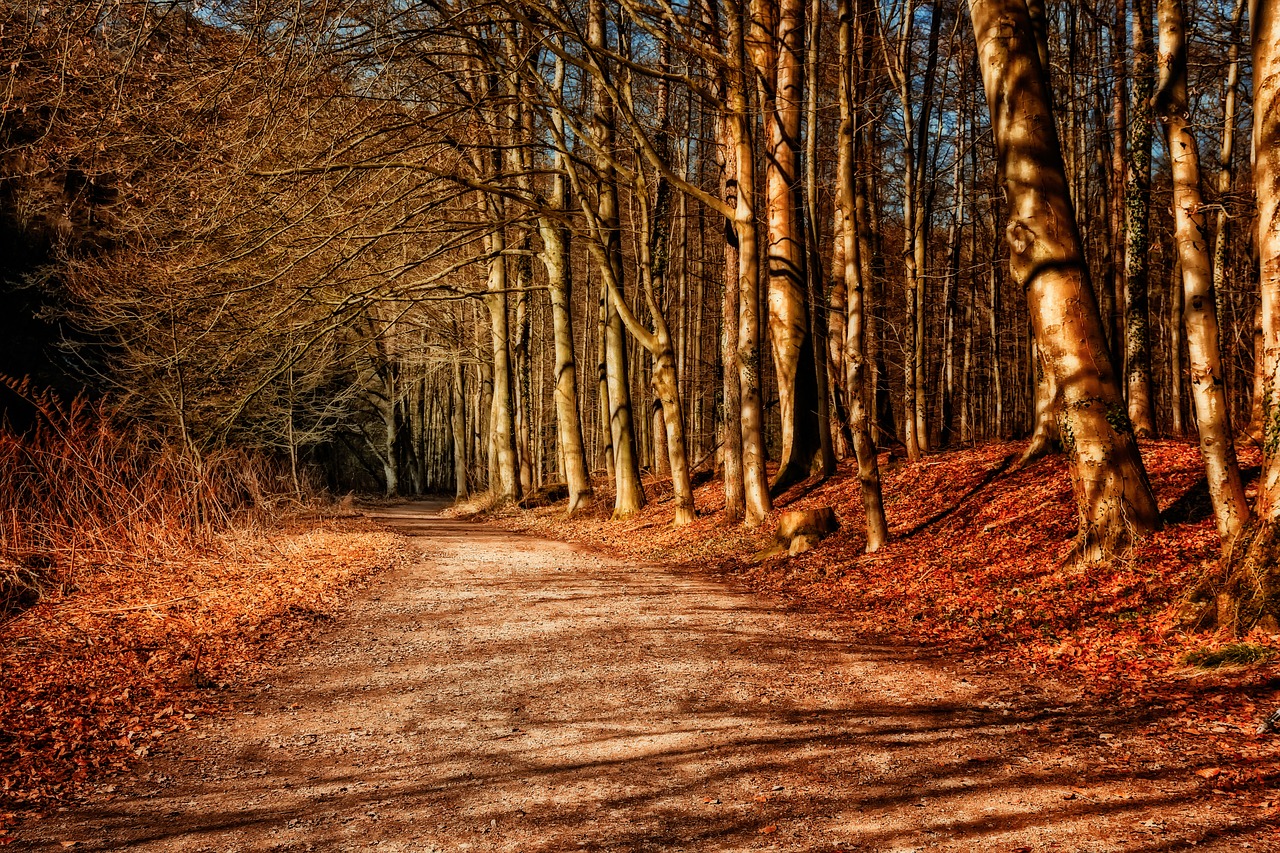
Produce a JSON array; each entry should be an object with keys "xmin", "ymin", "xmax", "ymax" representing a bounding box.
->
[{"xmin": 21, "ymin": 502, "xmax": 1267, "ymax": 851}]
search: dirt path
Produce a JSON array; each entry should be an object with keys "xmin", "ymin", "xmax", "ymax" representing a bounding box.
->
[{"xmin": 18, "ymin": 504, "xmax": 1273, "ymax": 851}]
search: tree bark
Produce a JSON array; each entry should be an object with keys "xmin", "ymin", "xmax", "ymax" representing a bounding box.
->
[
  {"xmin": 588, "ymin": 0, "xmax": 645, "ymax": 518},
  {"xmin": 805, "ymin": 0, "xmax": 836, "ymax": 477},
  {"xmin": 838, "ymin": 0, "xmax": 889, "ymax": 551},
  {"xmin": 1124, "ymin": 0, "xmax": 1157, "ymax": 437},
  {"xmin": 539, "ymin": 82, "xmax": 594, "ymax": 514},
  {"xmin": 730, "ymin": 0, "xmax": 773, "ymax": 524},
  {"xmin": 451, "ymin": 335, "xmax": 469, "ymax": 501},
  {"xmin": 1154, "ymin": 0, "xmax": 1250, "ymax": 542},
  {"xmin": 1215, "ymin": 0, "xmax": 1280, "ymax": 633},
  {"xmin": 484, "ymin": 219, "xmax": 522, "ymax": 505},
  {"xmin": 751, "ymin": 0, "xmax": 821, "ymax": 492},
  {"xmin": 969, "ymin": 0, "xmax": 1161, "ymax": 560}
]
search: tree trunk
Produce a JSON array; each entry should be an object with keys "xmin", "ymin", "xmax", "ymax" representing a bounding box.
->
[
  {"xmin": 731, "ymin": 0, "xmax": 773, "ymax": 525},
  {"xmin": 1169, "ymin": 256, "xmax": 1185, "ymax": 436},
  {"xmin": 1215, "ymin": 0, "xmax": 1280, "ymax": 633},
  {"xmin": 1124, "ymin": 0, "xmax": 1157, "ymax": 437},
  {"xmin": 593, "ymin": 281, "xmax": 612, "ymax": 480},
  {"xmin": 1155, "ymin": 0, "xmax": 1250, "ymax": 542},
  {"xmin": 1109, "ymin": 0, "xmax": 1128, "ymax": 360},
  {"xmin": 1020, "ymin": 338, "xmax": 1060, "ymax": 467},
  {"xmin": 485, "ymin": 221, "xmax": 522, "ymax": 504},
  {"xmin": 589, "ymin": 0, "xmax": 645, "ymax": 518},
  {"xmin": 969, "ymin": 0, "xmax": 1161, "ymax": 560},
  {"xmin": 838, "ymin": 0, "xmax": 888, "ymax": 551},
  {"xmin": 751, "ymin": 0, "xmax": 821, "ymax": 493},
  {"xmin": 451, "ymin": 348, "xmax": 469, "ymax": 501},
  {"xmin": 721, "ymin": 124, "xmax": 747, "ymax": 520},
  {"xmin": 805, "ymin": 0, "xmax": 836, "ymax": 477},
  {"xmin": 539, "ymin": 177, "xmax": 594, "ymax": 511}
]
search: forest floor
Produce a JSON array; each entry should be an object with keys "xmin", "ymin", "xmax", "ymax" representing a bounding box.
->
[{"xmin": 2, "ymin": 461, "xmax": 1276, "ymax": 850}]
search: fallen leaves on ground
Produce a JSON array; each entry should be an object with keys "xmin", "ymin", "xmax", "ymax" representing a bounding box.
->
[{"xmin": 0, "ymin": 514, "xmax": 408, "ymax": 831}]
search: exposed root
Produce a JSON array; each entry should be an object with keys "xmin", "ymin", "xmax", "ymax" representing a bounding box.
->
[{"xmin": 1207, "ymin": 519, "xmax": 1280, "ymax": 636}]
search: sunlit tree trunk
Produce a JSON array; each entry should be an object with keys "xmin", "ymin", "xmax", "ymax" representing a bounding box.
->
[
  {"xmin": 588, "ymin": 0, "xmax": 645, "ymax": 517},
  {"xmin": 969, "ymin": 0, "xmax": 1160, "ymax": 560},
  {"xmin": 703, "ymin": 0, "xmax": 747, "ymax": 520},
  {"xmin": 751, "ymin": 0, "xmax": 821, "ymax": 492},
  {"xmin": 838, "ymin": 0, "xmax": 888, "ymax": 551},
  {"xmin": 731, "ymin": 0, "xmax": 772, "ymax": 524},
  {"xmin": 1217, "ymin": 0, "xmax": 1280, "ymax": 632},
  {"xmin": 720, "ymin": 118, "xmax": 747, "ymax": 520},
  {"xmin": 828, "ymin": 206, "xmax": 853, "ymax": 455},
  {"xmin": 540, "ymin": 57, "xmax": 593, "ymax": 515},
  {"xmin": 483, "ymin": 216, "xmax": 522, "ymax": 504},
  {"xmin": 1019, "ymin": 0, "xmax": 1059, "ymax": 464},
  {"xmin": 1154, "ymin": 0, "xmax": 1249, "ymax": 542}
]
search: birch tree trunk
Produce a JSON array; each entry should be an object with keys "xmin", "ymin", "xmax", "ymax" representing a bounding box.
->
[
  {"xmin": 969, "ymin": 0, "xmax": 1161, "ymax": 560},
  {"xmin": 1154, "ymin": 0, "xmax": 1249, "ymax": 542}
]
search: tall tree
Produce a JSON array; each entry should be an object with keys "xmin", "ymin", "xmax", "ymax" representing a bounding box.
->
[
  {"xmin": 968, "ymin": 0, "xmax": 1161, "ymax": 560},
  {"xmin": 1124, "ymin": 0, "xmax": 1157, "ymax": 437},
  {"xmin": 1154, "ymin": 0, "xmax": 1249, "ymax": 542},
  {"xmin": 1218, "ymin": 0, "xmax": 1280, "ymax": 632},
  {"xmin": 587, "ymin": 0, "xmax": 646, "ymax": 517},
  {"xmin": 838, "ymin": 0, "xmax": 889, "ymax": 551},
  {"xmin": 539, "ymin": 52, "xmax": 594, "ymax": 515},
  {"xmin": 750, "ymin": 0, "xmax": 823, "ymax": 492}
]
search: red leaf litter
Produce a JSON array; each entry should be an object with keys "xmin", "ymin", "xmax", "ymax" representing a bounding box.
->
[
  {"xmin": 484, "ymin": 440, "xmax": 1280, "ymax": 799},
  {"xmin": 0, "ymin": 514, "xmax": 407, "ymax": 832}
]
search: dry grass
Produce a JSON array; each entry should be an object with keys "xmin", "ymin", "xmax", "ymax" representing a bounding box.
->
[
  {"xmin": 0, "ymin": 382, "xmax": 411, "ymax": 830},
  {"xmin": 0, "ymin": 379, "xmax": 316, "ymax": 617}
]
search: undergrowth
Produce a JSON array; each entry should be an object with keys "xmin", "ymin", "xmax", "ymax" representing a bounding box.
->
[
  {"xmin": 0, "ymin": 380, "xmax": 406, "ymax": 832},
  {"xmin": 0, "ymin": 378, "xmax": 315, "ymax": 618}
]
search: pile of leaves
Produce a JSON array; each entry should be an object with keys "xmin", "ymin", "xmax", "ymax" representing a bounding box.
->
[{"xmin": 487, "ymin": 440, "xmax": 1280, "ymax": 794}]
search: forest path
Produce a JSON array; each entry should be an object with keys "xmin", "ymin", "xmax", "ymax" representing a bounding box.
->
[{"xmin": 22, "ymin": 504, "xmax": 1266, "ymax": 851}]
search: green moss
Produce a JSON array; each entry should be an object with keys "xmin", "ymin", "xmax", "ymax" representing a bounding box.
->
[
  {"xmin": 1105, "ymin": 401, "xmax": 1133, "ymax": 436},
  {"xmin": 1264, "ymin": 388, "xmax": 1280, "ymax": 456},
  {"xmin": 1182, "ymin": 643, "xmax": 1277, "ymax": 669}
]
